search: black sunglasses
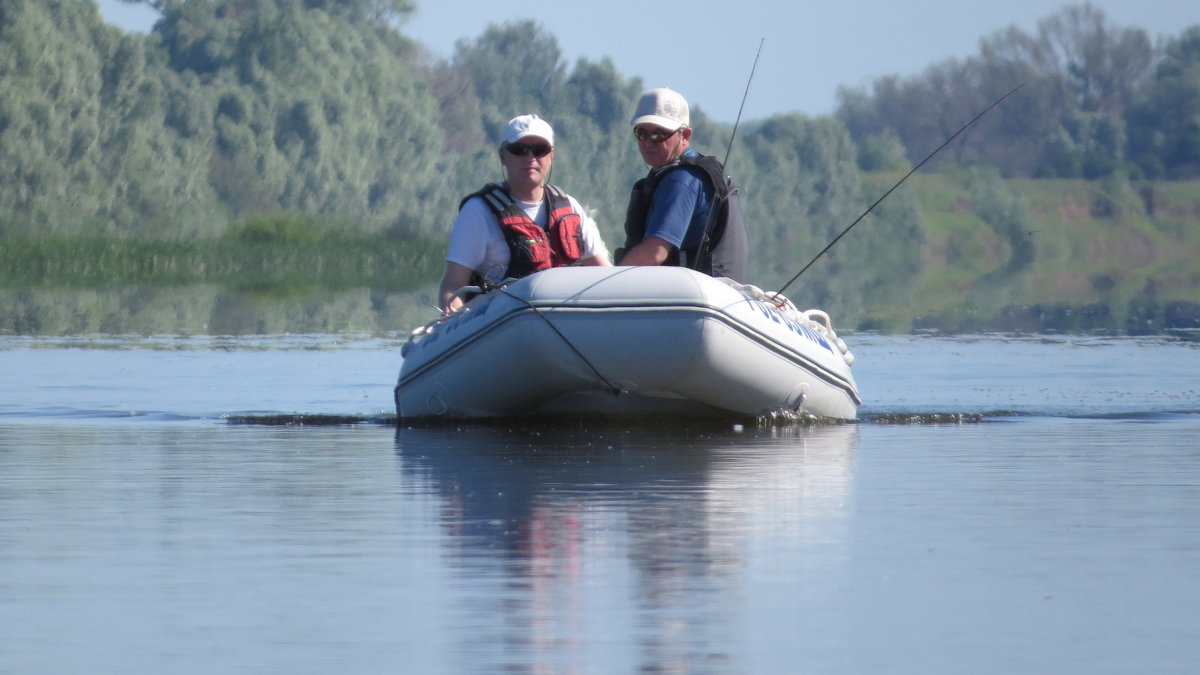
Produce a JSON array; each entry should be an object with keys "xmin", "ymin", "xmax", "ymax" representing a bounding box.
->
[
  {"xmin": 504, "ymin": 143, "xmax": 553, "ymax": 157},
  {"xmin": 633, "ymin": 127, "xmax": 680, "ymax": 143}
]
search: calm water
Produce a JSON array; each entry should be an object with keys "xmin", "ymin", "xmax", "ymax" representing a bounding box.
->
[{"xmin": 2, "ymin": 334, "xmax": 1199, "ymax": 673}]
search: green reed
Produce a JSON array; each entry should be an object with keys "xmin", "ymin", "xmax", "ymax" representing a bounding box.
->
[{"xmin": 1, "ymin": 235, "xmax": 444, "ymax": 291}]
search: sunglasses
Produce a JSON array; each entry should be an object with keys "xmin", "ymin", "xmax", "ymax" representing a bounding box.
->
[
  {"xmin": 633, "ymin": 127, "xmax": 680, "ymax": 143},
  {"xmin": 504, "ymin": 143, "xmax": 553, "ymax": 157}
]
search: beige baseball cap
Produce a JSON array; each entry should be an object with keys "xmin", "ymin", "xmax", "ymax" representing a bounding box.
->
[{"xmin": 631, "ymin": 87, "xmax": 690, "ymax": 131}]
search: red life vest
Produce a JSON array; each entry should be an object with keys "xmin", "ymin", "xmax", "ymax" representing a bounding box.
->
[{"xmin": 460, "ymin": 183, "xmax": 584, "ymax": 279}]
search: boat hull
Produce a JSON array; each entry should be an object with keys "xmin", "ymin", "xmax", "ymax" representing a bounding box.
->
[{"xmin": 395, "ymin": 266, "xmax": 860, "ymax": 420}]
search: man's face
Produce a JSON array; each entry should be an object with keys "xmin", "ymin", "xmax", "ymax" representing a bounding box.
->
[
  {"xmin": 500, "ymin": 137, "xmax": 554, "ymax": 191},
  {"xmin": 635, "ymin": 124, "xmax": 688, "ymax": 169}
]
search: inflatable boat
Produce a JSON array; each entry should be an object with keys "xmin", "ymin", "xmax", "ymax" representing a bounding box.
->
[{"xmin": 394, "ymin": 266, "xmax": 860, "ymax": 420}]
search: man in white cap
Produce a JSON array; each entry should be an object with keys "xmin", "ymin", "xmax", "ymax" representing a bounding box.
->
[
  {"xmin": 437, "ymin": 114, "xmax": 611, "ymax": 313},
  {"xmin": 617, "ymin": 88, "xmax": 747, "ymax": 281}
]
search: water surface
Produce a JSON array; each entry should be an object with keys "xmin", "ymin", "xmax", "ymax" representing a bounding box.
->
[{"xmin": 2, "ymin": 334, "xmax": 1198, "ymax": 673}]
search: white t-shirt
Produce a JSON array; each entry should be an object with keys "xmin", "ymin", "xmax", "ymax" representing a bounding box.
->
[{"xmin": 445, "ymin": 191, "xmax": 610, "ymax": 283}]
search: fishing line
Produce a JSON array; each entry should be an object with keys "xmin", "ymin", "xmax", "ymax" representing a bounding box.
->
[{"xmin": 774, "ymin": 82, "xmax": 1026, "ymax": 298}]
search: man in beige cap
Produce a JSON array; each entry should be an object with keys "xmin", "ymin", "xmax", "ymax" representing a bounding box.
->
[
  {"xmin": 616, "ymin": 88, "xmax": 747, "ymax": 281},
  {"xmin": 438, "ymin": 114, "xmax": 611, "ymax": 313}
]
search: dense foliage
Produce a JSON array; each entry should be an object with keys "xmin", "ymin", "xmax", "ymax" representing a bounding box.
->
[
  {"xmin": 1, "ymin": 0, "xmax": 1197, "ymax": 332},
  {"xmin": 837, "ymin": 4, "xmax": 1200, "ymax": 181}
]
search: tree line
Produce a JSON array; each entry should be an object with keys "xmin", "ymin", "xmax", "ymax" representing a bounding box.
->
[
  {"xmin": 838, "ymin": 3, "xmax": 1200, "ymax": 180},
  {"xmin": 1, "ymin": 0, "xmax": 1196, "ymax": 320}
]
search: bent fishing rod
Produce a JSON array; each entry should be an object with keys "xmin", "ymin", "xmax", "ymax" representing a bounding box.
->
[{"xmin": 774, "ymin": 81, "xmax": 1026, "ymax": 299}]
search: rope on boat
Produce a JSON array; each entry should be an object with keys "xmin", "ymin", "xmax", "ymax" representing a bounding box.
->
[
  {"xmin": 498, "ymin": 288, "xmax": 628, "ymax": 397},
  {"xmin": 402, "ymin": 281, "xmax": 626, "ymax": 395}
]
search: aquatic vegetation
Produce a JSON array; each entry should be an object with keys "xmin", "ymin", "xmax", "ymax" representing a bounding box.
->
[{"xmin": 0, "ymin": 234, "xmax": 442, "ymax": 290}]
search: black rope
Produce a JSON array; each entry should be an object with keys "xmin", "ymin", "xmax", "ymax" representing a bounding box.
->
[{"xmin": 499, "ymin": 288, "xmax": 627, "ymax": 397}]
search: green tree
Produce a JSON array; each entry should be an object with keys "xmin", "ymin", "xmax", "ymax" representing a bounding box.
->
[
  {"xmin": 1128, "ymin": 26, "xmax": 1200, "ymax": 178},
  {"xmin": 450, "ymin": 20, "xmax": 568, "ymax": 140},
  {"xmin": 553, "ymin": 56, "xmax": 645, "ymax": 240},
  {"xmin": 0, "ymin": 0, "xmax": 221, "ymax": 237},
  {"xmin": 838, "ymin": 4, "xmax": 1154, "ymax": 179},
  {"xmin": 304, "ymin": 0, "xmax": 415, "ymax": 24},
  {"xmin": 733, "ymin": 114, "xmax": 923, "ymax": 315},
  {"xmin": 150, "ymin": 0, "xmax": 444, "ymax": 233},
  {"xmin": 121, "ymin": 0, "xmax": 416, "ymax": 24}
]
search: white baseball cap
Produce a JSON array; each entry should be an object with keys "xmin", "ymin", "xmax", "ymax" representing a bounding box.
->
[
  {"xmin": 631, "ymin": 87, "xmax": 690, "ymax": 131},
  {"xmin": 501, "ymin": 114, "xmax": 554, "ymax": 147}
]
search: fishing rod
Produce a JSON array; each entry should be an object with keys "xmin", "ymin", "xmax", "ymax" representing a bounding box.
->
[
  {"xmin": 723, "ymin": 37, "xmax": 765, "ymax": 167},
  {"xmin": 774, "ymin": 81, "xmax": 1026, "ymax": 299},
  {"xmin": 692, "ymin": 38, "xmax": 764, "ymax": 270}
]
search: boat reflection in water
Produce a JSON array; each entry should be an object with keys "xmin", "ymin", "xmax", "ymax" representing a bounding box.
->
[{"xmin": 394, "ymin": 421, "xmax": 857, "ymax": 671}]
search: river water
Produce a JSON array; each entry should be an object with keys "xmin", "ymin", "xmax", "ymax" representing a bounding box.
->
[{"xmin": 2, "ymin": 333, "xmax": 1198, "ymax": 673}]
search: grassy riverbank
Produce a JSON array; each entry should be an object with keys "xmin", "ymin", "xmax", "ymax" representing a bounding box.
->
[
  {"xmin": 1, "ymin": 211, "xmax": 444, "ymax": 291},
  {"xmin": 860, "ymin": 173, "xmax": 1200, "ymax": 333},
  {"xmin": 0, "ymin": 215, "xmax": 446, "ymax": 336},
  {"xmin": 3, "ymin": 178, "xmax": 1198, "ymax": 336}
]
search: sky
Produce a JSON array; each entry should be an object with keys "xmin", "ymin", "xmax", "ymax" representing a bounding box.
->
[{"xmin": 96, "ymin": 0, "xmax": 1200, "ymax": 123}]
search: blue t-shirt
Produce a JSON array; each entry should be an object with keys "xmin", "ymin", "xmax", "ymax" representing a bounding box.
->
[{"xmin": 643, "ymin": 149, "xmax": 715, "ymax": 251}]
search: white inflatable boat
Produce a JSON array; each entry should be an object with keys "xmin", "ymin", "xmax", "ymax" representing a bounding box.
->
[{"xmin": 394, "ymin": 266, "xmax": 860, "ymax": 420}]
